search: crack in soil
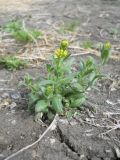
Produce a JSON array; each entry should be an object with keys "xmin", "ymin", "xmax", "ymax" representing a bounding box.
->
[
  {"xmin": 57, "ymin": 125, "xmax": 80, "ymax": 158},
  {"xmin": 56, "ymin": 123, "xmax": 119, "ymax": 160}
]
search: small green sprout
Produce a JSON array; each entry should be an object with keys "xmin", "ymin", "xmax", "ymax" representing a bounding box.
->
[
  {"xmin": 58, "ymin": 20, "xmax": 80, "ymax": 34},
  {"xmin": 83, "ymin": 40, "xmax": 94, "ymax": 49},
  {"xmin": 3, "ymin": 21, "xmax": 22, "ymax": 32},
  {"xmin": 109, "ymin": 28, "xmax": 118, "ymax": 36},
  {"xmin": 3, "ymin": 21, "xmax": 43, "ymax": 43},
  {"xmin": 65, "ymin": 21, "xmax": 80, "ymax": 32},
  {"xmin": 0, "ymin": 55, "xmax": 27, "ymax": 70},
  {"xmin": 100, "ymin": 41, "xmax": 111, "ymax": 65}
]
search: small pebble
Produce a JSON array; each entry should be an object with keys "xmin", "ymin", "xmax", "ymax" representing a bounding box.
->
[
  {"xmin": 70, "ymin": 121, "xmax": 78, "ymax": 126},
  {"xmin": 105, "ymin": 149, "xmax": 111, "ymax": 153},
  {"xmin": 0, "ymin": 154, "xmax": 5, "ymax": 158},
  {"xmin": 59, "ymin": 119, "xmax": 69, "ymax": 125},
  {"xmin": 11, "ymin": 120, "xmax": 16, "ymax": 125},
  {"xmin": 11, "ymin": 110, "xmax": 15, "ymax": 114},
  {"xmin": 0, "ymin": 136, "xmax": 8, "ymax": 146},
  {"xmin": 10, "ymin": 92, "xmax": 21, "ymax": 100},
  {"xmin": 2, "ymin": 93, "xmax": 9, "ymax": 98},
  {"xmin": 32, "ymin": 150, "xmax": 38, "ymax": 158},
  {"xmin": 85, "ymin": 118, "xmax": 91, "ymax": 122},
  {"xmin": 6, "ymin": 131, "xmax": 10, "ymax": 135},
  {"xmin": 10, "ymin": 102, "xmax": 17, "ymax": 109},
  {"xmin": 50, "ymin": 138, "xmax": 56, "ymax": 144},
  {"xmin": 80, "ymin": 154, "xmax": 85, "ymax": 159},
  {"xmin": 115, "ymin": 147, "xmax": 120, "ymax": 158},
  {"xmin": 20, "ymin": 135, "xmax": 25, "ymax": 140},
  {"xmin": 85, "ymin": 133, "xmax": 93, "ymax": 137}
]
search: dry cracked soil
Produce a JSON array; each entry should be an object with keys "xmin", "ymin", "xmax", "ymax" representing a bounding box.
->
[{"xmin": 0, "ymin": 0, "xmax": 120, "ymax": 160}]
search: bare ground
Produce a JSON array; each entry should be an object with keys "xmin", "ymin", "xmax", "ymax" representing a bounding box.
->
[{"xmin": 0, "ymin": 0, "xmax": 120, "ymax": 160}]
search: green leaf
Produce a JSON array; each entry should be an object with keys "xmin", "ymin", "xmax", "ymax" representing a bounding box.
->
[
  {"xmin": 100, "ymin": 42, "xmax": 111, "ymax": 65},
  {"xmin": 101, "ymin": 49, "xmax": 111, "ymax": 65},
  {"xmin": 63, "ymin": 98, "xmax": 70, "ymax": 108},
  {"xmin": 24, "ymin": 74, "xmax": 33, "ymax": 86},
  {"xmin": 3, "ymin": 21, "xmax": 43, "ymax": 43},
  {"xmin": 4, "ymin": 21, "xmax": 22, "ymax": 32},
  {"xmin": 80, "ymin": 60, "xmax": 85, "ymax": 71},
  {"xmin": 12, "ymin": 30, "xmax": 32, "ymax": 42},
  {"xmin": 83, "ymin": 40, "xmax": 93, "ymax": 49},
  {"xmin": 82, "ymin": 68, "xmax": 94, "ymax": 77},
  {"xmin": 28, "ymin": 93, "xmax": 39, "ymax": 112},
  {"xmin": 66, "ymin": 111, "xmax": 73, "ymax": 119},
  {"xmin": 52, "ymin": 94, "xmax": 63, "ymax": 114},
  {"xmin": 61, "ymin": 58, "xmax": 74, "ymax": 73},
  {"xmin": 29, "ymin": 93, "xmax": 39, "ymax": 103},
  {"xmin": 39, "ymin": 80, "xmax": 54, "ymax": 86},
  {"xmin": 47, "ymin": 111, "xmax": 55, "ymax": 120},
  {"xmin": 35, "ymin": 100, "xmax": 48, "ymax": 113},
  {"xmin": 70, "ymin": 94, "xmax": 86, "ymax": 108},
  {"xmin": 71, "ymin": 83, "xmax": 84, "ymax": 92},
  {"xmin": 86, "ymin": 56, "xmax": 95, "ymax": 67},
  {"xmin": 0, "ymin": 56, "xmax": 26, "ymax": 70},
  {"xmin": 89, "ymin": 74, "xmax": 104, "ymax": 86},
  {"xmin": 58, "ymin": 75, "xmax": 74, "ymax": 85},
  {"xmin": 31, "ymin": 29, "xmax": 43, "ymax": 38},
  {"xmin": 71, "ymin": 97, "xmax": 85, "ymax": 108},
  {"xmin": 46, "ymin": 64, "xmax": 53, "ymax": 72}
]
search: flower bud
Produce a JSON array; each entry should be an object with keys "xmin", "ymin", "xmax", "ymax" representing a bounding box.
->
[
  {"xmin": 46, "ymin": 86, "xmax": 52, "ymax": 95},
  {"xmin": 55, "ymin": 48, "xmax": 68, "ymax": 58},
  {"xmin": 105, "ymin": 41, "xmax": 111, "ymax": 50},
  {"xmin": 60, "ymin": 40, "xmax": 69, "ymax": 50}
]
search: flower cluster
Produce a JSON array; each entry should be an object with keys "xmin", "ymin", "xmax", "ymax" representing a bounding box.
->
[
  {"xmin": 55, "ymin": 40, "xmax": 69, "ymax": 59},
  {"xmin": 55, "ymin": 49, "xmax": 68, "ymax": 58}
]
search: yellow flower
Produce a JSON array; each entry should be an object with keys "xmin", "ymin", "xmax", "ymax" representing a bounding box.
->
[
  {"xmin": 55, "ymin": 49, "xmax": 68, "ymax": 58},
  {"xmin": 55, "ymin": 49, "xmax": 61, "ymax": 58},
  {"xmin": 62, "ymin": 50, "xmax": 68, "ymax": 57},
  {"xmin": 105, "ymin": 42, "xmax": 111, "ymax": 50}
]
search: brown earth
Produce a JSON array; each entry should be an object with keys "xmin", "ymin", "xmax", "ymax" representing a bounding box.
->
[{"xmin": 0, "ymin": 0, "xmax": 120, "ymax": 160}]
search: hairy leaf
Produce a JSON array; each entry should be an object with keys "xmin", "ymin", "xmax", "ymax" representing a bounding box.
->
[
  {"xmin": 35, "ymin": 100, "xmax": 48, "ymax": 113},
  {"xmin": 52, "ymin": 95, "xmax": 63, "ymax": 114}
]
